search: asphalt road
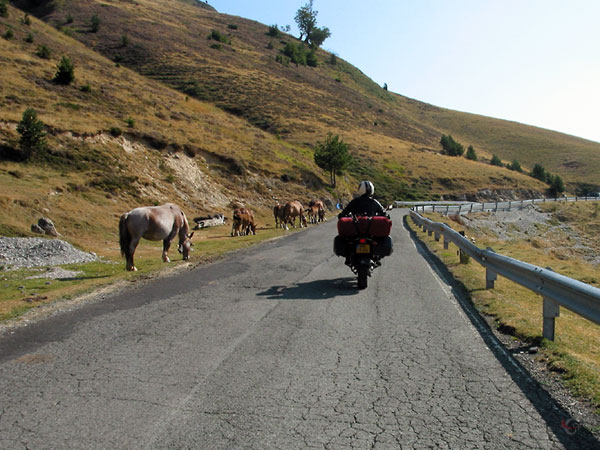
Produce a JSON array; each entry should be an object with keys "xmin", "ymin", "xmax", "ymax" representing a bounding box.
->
[{"xmin": 0, "ymin": 209, "xmax": 597, "ymax": 449}]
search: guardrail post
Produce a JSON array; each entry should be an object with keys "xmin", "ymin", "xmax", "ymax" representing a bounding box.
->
[
  {"xmin": 443, "ymin": 236, "xmax": 449, "ymax": 249},
  {"xmin": 485, "ymin": 247, "xmax": 497, "ymax": 288},
  {"xmin": 470, "ymin": 203, "xmax": 473, "ymax": 213},
  {"xmin": 494, "ymin": 202, "xmax": 498, "ymax": 212},
  {"xmin": 434, "ymin": 231, "xmax": 440, "ymax": 242},
  {"xmin": 427, "ymin": 228, "xmax": 433, "ymax": 237},
  {"xmin": 486, "ymin": 269, "xmax": 497, "ymax": 289},
  {"xmin": 508, "ymin": 201, "xmax": 511, "ymax": 212},
  {"xmin": 459, "ymin": 231, "xmax": 470, "ymax": 264},
  {"xmin": 446, "ymin": 205, "xmax": 449, "ymax": 215},
  {"xmin": 543, "ymin": 297, "xmax": 560, "ymax": 341}
]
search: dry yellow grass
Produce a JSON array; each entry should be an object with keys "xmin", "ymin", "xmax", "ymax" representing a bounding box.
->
[{"xmin": 410, "ymin": 204, "xmax": 600, "ymax": 409}]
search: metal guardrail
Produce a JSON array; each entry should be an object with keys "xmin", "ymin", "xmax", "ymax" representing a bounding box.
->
[
  {"xmin": 409, "ymin": 210, "xmax": 600, "ymax": 341},
  {"xmin": 400, "ymin": 196, "xmax": 599, "ymax": 215}
]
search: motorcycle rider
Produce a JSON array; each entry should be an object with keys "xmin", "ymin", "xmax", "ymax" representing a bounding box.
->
[
  {"xmin": 338, "ymin": 180, "xmax": 387, "ymax": 218},
  {"xmin": 337, "ymin": 180, "xmax": 389, "ymax": 267}
]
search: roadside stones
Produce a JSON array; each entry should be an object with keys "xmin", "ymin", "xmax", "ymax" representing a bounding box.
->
[{"xmin": 31, "ymin": 217, "xmax": 59, "ymax": 236}]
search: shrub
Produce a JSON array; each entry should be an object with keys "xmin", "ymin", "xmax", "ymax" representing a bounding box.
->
[
  {"xmin": 22, "ymin": 14, "xmax": 31, "ymax": 25},
  {"xmin": 306, "ymin": 49, "xmax": 318, "ymax": 67},
  {"xmin": 125, "ymin": 117, "xmax": 135, "ymax": 128},
  {"xmin": 79, "ymin": 84, "xmax": 91, "ymax": 92},
  {"xmin": 267, "ymin": 24, "xmax": 279, "ymax": 37},
  {"xmin": 466, "ymin": 145, "xmax": 477, "ymax": 161},
  {"xmin": 208, "ymin": 29, "xmax": 229, "ymax": 44},
  {"xmin": 329, "ymin": 53, "xmax": 337, "ymax": 65},
  {"xmin": 109, "ymin": 127, "xmax": 122, "ymax": 137},
  {"xmin": 53, "ymin": 56, "xmax": 75, "ymax": 85},
  {"xmin": 120, "ymin": 34, "xmax": 129, "ymax": 47},
  {"xmin": 3, "ymin": 28, "xmax": 13, "ymax": 40},
  {"xmin": 549, "ymin": 174, "xmax": 565, "ymax": 196},
  {"xmin": 90, "ymin": 14, "xmax": 100, "ymax": 33},
  {"xmin": 531, "ymin": 163, "xmax": 547, "ymax": 181},
  {"xmin": 210, "ymin": 43, "xmax": 222, "ymax": 50},
  {"xmin": 508, "ymin": 159, "xmax": 523, "ymax": 172},
  {"xmin": 24, "ymin": 32, "xmax": 34, "ymax": 43},
  {"xmin": 36, "ymin": 44, "xmax": 51, "ymax": 59},
  {"xmin": 266, "ymin": 41, "xmax": 274, "ymax": 50},
  {"xmin": 283, "ymin": 42, "xmax": 307, "ymax": 66},
  {"xmin": 228, "ymin": 24, "xmax": 238, "ymax": 30},
  {"xmin": 17, "ymin": 108, "xmax": 47, "ymax": 160},
  {"xmin": 439, "ymin": 134, "xmax": 464, "ymax": 156},
  {"xmin": 0, "ymin": 0, "xmax": 7, "ymax": 18},
  {"xmin": 490, "ymin": 154, "xmax": 503, "ymax": 166},
  {"xmin": 65, "ymin": 14, "xmax": 73, "ymax": 24}
]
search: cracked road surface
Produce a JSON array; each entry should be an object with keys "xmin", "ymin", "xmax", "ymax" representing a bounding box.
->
[{"xmin": 0, "ymin": 209, "xmax": 597, "ymax": 449}]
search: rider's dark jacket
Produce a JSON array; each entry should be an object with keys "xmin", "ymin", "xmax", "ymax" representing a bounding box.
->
[{"xmin": 338, "ymin": 195, "xmax": 387, "ymax": 218}]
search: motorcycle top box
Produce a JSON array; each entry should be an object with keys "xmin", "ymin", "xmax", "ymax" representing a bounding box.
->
[{"xmin": 337, "ymin": 216, "xmax": 392, "ymax": 237}]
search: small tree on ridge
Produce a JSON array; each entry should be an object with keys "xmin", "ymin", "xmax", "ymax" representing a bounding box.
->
[{"xmin": 314, "ymin": 133, "xmax": 352, "ymax": 187}]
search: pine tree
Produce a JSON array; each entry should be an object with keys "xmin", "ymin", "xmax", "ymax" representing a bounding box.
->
[
  {"xmin": 17, "ymin": 108, "xmax": 46, "ymax": 160},
  {"xmin": 466, "ymin": 145, "xmax": 477, "ymax": 161},
  {"xmin": 490, "ymin": 154, "xmax": 503, "ymax": 166},
  {"xmin": 54, "ymin": 56, "xmax": 75, "ymax": 85},
  {"xmin": 314, "ymin": 133, "xmax": 352, "ymax": 187}
]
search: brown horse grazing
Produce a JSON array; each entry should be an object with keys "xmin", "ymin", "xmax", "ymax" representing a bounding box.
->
[
  {"xmin": 307, "ymin": 205, "xmax": 319, "ymax": 224},
  {"xmin": 309, "ymin": 199, "xmax": 326, "ymax": 223},
  {"xmin": 231, "ymin": 208, "xmax": 256, "ymax": 236},
  {"xmin": 119, "ymin": 203, "xmax": 194, "ymax": 271},
  {"xmin": 279, "ymin": 201, "xmax": 306, "ymax": 230}
]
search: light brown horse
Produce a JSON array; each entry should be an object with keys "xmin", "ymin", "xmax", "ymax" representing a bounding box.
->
[
  {"xmin": 119, "ymin": 203, "xmax": 194, "ymax": 271},
  {"xmin": 231, "ymin": 207, "xmax": 256, "ymax": 236},
  {"xmin": 279, "ymin": 201, "xmax": 306, "ymax": 230},
  {"xmin": 309, "ymin": 199, "xmax": 325, "ymax": 223}
]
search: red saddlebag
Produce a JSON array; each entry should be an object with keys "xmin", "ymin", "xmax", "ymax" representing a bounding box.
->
[
  {"xmin": 337, "ymin": 216, "xmax": 392, "ymax": 237},
  {"xmin": 337, "ymin": 217, "xmax": 358, "ymax": 237}
]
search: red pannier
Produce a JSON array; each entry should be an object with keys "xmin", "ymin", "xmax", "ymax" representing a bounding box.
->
[{"xmin": 337, "ymin": 216, "xmax": 392, "ymax": 237}]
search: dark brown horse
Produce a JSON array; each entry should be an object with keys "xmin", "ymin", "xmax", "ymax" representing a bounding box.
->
[{"xmin": 119, "ymin": 203, "xmax": 194, "ymax": 271}]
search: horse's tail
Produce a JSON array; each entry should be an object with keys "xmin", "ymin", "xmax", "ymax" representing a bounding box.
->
[{"xmin": 119, "ymin": 213, "xmax": 131, "ymax": 260}]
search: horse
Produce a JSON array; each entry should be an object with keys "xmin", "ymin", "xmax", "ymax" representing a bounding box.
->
[
  {"xmin": 309, "ymin": 199, "xmax": 326, "ymax": 223},
  {"xmin": 119, "ymin": 203, "xmax": 194, "ymax": 271},
  {"xmin": 307, "ymin": 205, "xmax": 319, "ymax": 224},
  {"xmin": 231, "ymin": 208, "xmax": 256, "ymax": 236},
  {"xmin": 273, "ymin": 204, "xmax": 282, "ymax": 228},
  {"xmin": 279, "ymin": 201, "xmax": 307, "ymax": 230}
]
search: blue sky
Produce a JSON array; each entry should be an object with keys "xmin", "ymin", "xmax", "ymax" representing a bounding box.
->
[{"xmin": 207, "ymin": 1, "xmax": 600, "ymax": 143}]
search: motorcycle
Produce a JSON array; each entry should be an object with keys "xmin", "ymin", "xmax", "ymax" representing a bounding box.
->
[{"xmin": 333, "ymin": 215, "xmax": 393, "ymax": 289}]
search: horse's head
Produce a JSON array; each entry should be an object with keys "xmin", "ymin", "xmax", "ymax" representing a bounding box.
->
[{"xmin": 178, "ymin": 232, "xmax": 194, "ymax": 260}]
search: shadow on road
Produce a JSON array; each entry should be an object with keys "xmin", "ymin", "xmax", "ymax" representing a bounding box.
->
[
  {"xmin": 257, "ymin": 277, "xmax": 359, "ymax": 300},
  {"xmin": 403, "ymin": 214, "xmax": 600, "ymax": 449}
]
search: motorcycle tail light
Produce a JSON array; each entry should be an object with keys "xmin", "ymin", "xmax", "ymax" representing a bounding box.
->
[{"xmin": 359, "ymin": 238, "xmax": 367, "ymax": 244}]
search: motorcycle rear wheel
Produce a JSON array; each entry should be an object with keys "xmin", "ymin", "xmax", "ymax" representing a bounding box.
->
[{"xmin": 357, "ymin": 266, "xmax": 368, "ymax": 289}]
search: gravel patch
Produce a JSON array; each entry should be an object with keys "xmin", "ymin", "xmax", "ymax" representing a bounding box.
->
[{"xmin": 0, "ymin": 237, "xmax": 98, "ymax": 269}]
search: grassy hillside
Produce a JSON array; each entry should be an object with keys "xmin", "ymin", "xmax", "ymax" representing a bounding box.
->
[
  {"xmin": 10, "ymin": 0, "xmax": 584, "ymax": 200},
  {"xmin": 0, "ymin": 1, "xmax": 331, "ymax": 250},
  {"xmin": 11, "ymin": 0, "xmax": 599, "ymax": 192}
]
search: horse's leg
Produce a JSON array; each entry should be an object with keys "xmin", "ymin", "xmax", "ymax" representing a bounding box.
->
[
  {"xmin": 162, "ymin": 239, "xmax": 171, "ymax": 262},
  {"xmin": 128, "ymin": 237, "xmax": 140, "ymax": 271}
]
